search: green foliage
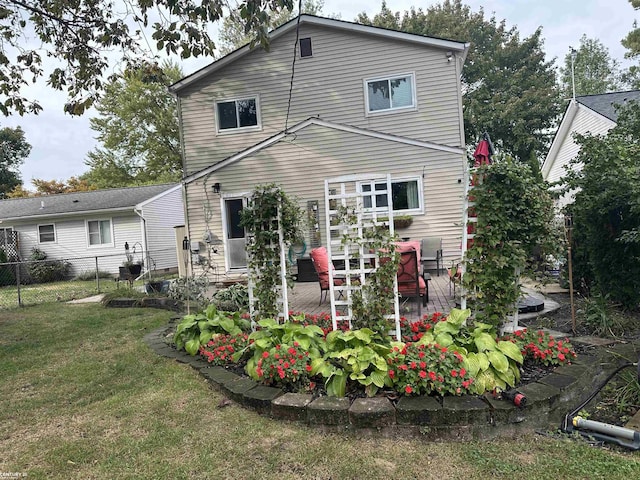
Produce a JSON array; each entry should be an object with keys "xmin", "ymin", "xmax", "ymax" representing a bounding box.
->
[
  {"xmin": 559, "ymin": 35, "xmax": 621, "ymax": 97},
  {"xmin": 464, "ymin": 156, "xmax": 556, "ymax": 326},
  {"xmin": 241, "ymin": 184, "xmax": 304, "ymax": 318},
  {"xmin": 27, "ymin": 248, "xmax": 70, "ymax": 284},
  {"xmin": 563, "ymin": 102, "xmax": 640, "ymax": 308},
  {"xmin": 200, "ymin": 332, "xmax": 250, "ymax": 366},
  {"xmin": 414, "ymin": 308, "xmax": 523, "ymax": 394},
  {"xmin": 167, "ymin": 276, "xmax": 210, "ymax": 311},
  {"xmin": 83, "ymin": 62, "xmax": 183, "ymax": 188},
  {"xmin": 211, "ymin": 283, "xmax": 250, "ymax": 312},
  {"xmin": 0, "ymin": 1, "xmax": 295, "ymax": 115},
  {"xmin": 0, "ymin": 249, "xmax": 14, "ymax": 286},
  {"xmin": 244, "ymin": 317, "xmax": 325, "ymax": 381},
  {"xmin": 0, "ymin": 126, "xmax": 31, "ymax": 197},
  {"xmin": 335, "ymin": 206, "xmax": 399, "ymax": 336},
  {"xmin": 313, "ymin": 328, "xmax": 392, "ymax": 397},
  {"xmin": 75, "ymin": 269, "xmax": 113, "ymax": 281},
  {"xmin": 505, "ymin": 329, "xmax": 576, "ymax": 367},
  {"xmin": 358, "ymin": 0, "xmax": 562, "ymax": 161},
  {"xmin": 387, "ymin": 342, "xmax": 473, "ymax": 396},
  {"xmin": 581, "ymin": 294, "xmax": 628, "ymax": 337},
  {"xmin": 255, "ymin": 342, "xmax": 315, "ymax": 392},
  {"xmin": 173, "ymin": 305, "xmax": 251, "ymax": 356}
]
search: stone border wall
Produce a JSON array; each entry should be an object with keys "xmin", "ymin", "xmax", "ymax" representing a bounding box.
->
[{"xmin": 144, "ymin": 325, "xmax": 640, "ymax": 440}]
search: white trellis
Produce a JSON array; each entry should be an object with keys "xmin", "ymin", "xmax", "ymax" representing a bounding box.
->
[
  {"xmin": 246, "ymin": 201, "xmax": 290, "ymax": 325},
  {"xmin": 324, "ymin": 174, "xmax": 402, "ymax": 341}
]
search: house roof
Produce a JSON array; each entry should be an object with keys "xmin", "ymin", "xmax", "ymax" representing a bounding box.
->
[
  {"xmin": 0, "ymin": 184, "xmax": 180, "ymax": 222},
  {"xmin": 576, "ymin": 90, "xmax": 640, "ymax": 121},
  {"xmin": 182, "ymin": 117, "xmax": 466, "ymax": 184},
  {"xmin": 169, "ymin": 14, "xmax": 470, "ymax": 94}
]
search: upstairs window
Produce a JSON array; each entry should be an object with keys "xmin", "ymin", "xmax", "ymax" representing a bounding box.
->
[
  {"xmin": 38, "ymin": 224, "xmax": 56, "ymax": 243},
  {"xmin": 215, "ymin": 97, "xmax": 260, "ymax": 133},
  {"xmin": 87, "ymin": 219, "xmax": 113, "ymax": 246},
  {"xmin": 359, "ymin": 177, "xmax": 423, "ymax": 214},
  {"xmin": 300, "ymin": 37, "xmax": 312, "ymax": 58},
  {"xmin": 365, "ymin": 73, "xmax": 416, "ymax": 114}
]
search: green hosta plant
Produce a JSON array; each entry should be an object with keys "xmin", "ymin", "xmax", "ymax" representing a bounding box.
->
[
  {"xmin": 243, "ymin": 316, "xmax": 325, "ymax": 380},
  {"xmin": 312, "ymin": 328, "xmax": 392, "ymax": 397},
  {"xmin": 174, "ymin": 304, "xmax": 251, "ymax": 355},
  {"xmin": 416, "ymin": 308, "xmax": 523, "ymax": 394}
]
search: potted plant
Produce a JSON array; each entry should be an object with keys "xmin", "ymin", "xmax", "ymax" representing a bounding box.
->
[
  {"xmin": 393, "ymin": 215, "xmax": 413, "ymax": 229},
  {"xmin": 121, "ymin": 259, "xmax": 143, "ymax": 277}
]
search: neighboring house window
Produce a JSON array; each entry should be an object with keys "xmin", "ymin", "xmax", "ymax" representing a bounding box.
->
[
  {"xmin": 364, "ymin": 73, "xmax": 416, "ymax": 114},
  {"xmin": 300, "ymin": 37, "xmax": 312, "ymax": 57},
  {"xmin": 359, "ymin": 177, "xmax": 423, "ymax": 214},
  {"xmin": 87, "ymin": 219, "xmax": 112, "ymax": 246},
  {"xmin": 215, "ymin": 97, "xmax": 260, "ymax": 133},
  {"xmin": 38, "ymin": 224, "xmax": 56, "ymax": 243}
]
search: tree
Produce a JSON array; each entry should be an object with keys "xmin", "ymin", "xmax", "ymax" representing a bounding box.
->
[
  {"xmin": 7, "ymin": 176, "xmax": 96, "ymax": 197},
  {"xmin": 622, "ymin": 1, "xmax": 640, "ymax": 88},
  {"xmin": 559, "ymin": 35, "xmax": 621, "ymax": 98},
  {"xmin": 357, "ymin": 0, "xmax": 562, "ymax": 162},
  {"xmin": 0, "ymin": 0, "xmax": 295, "ymax": 116},
  {"xmin": 563, "ymin": 101, "xmax": 640, "ymax": 308},
  {"xmin": 218, "ymin": 0, "xmax": 325, "ymax": 56},
  {"xmin": 82, "ymin": 62, "xmax": 183, "ymax": 188},
  {"xmin": 0, "ymin": 125, "xmax": 30, "ymax": 197}
]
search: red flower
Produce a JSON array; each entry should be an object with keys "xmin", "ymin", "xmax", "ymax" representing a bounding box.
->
[
  {"xmin": 389, "ymin": 370, "xmax": 395, "ymax": 378},
  {"xmin": 429, "ymin": 371, "xmax": 436, "ymax": 381},
  {"xmin": 419, "ymin": 370, "xmax": 427, "ymax": 379},
  {"xmin": 305, "ymin": 364, "xmax": 312, "ymax": 372},
  {"xmin": 558, "ymin": 353, "xmax": 565, "ymax": 362},
  {"xmin": 288, "ymin": 347, "xmax": 297, "ymax": 355},
  {"xmin": 419, "ymin": 361, "xmax": 426, "ymax": 369},
  {"xmin": 405, "ymin": 385, "xmax": 413, "ymax": 394},
  {"xmin": 262, "ymin": 351, "xmax": 270, "ymax": 358},
  {"xmin": 418, "ymin": 351, "xmax": 425, "ymax": 359},
  {"xmin": 410, "ymin": 361, "xmax": 417, "ymax": 370},
  {"xmin": 459, "ymin": 368, "xmax": 466, "ymax": 377},
  {"xmin": 451, "ymin": 369, "xmax": 458, "ymax": 377}
]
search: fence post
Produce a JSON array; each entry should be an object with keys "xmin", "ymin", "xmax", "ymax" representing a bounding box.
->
[
  {"xmin": 16, "ymin": 261, "xmax": 22, "ymax": 307},
  {"xmin": 95, "ymin": 256, "xmax": 100, "ymax": 293}
]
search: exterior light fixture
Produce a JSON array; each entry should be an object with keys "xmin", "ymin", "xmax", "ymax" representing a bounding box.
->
[{"xmin": 212, "ymin": 183, "xmax": 221, "ymax": 193}]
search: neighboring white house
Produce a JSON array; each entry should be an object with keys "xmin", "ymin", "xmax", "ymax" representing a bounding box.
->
[
  {"xmin": 542, "ymin": 90, "xmax": 640, "ymax": 208},
  {"xmin": 0, "ymin": 184, "xmax": 184, "ymax": 276},
  {"xmin": 170, "ymin": 15, "xmax": 470, "ymax": 275}
]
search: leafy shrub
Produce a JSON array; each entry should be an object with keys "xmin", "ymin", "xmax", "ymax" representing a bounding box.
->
[
  {"xmin": 27, "ymin": 248, "xmax": 70, "ymax": 284},
  {"xmin": 199, "ymin": 333, "xmax": 250, "ymax": 366},
  {"xmin": 256, "ymin": 342, "xmax": 314, "ymax": 392},
  {"xmin": 506, "ymin": 329, "xmax": 576, "ymax": 366},
  {"xmin": 167, "ymin": 276, "xmax": 210, "ymax": 311},
  {"xmin": 0, "ymin": 249, "xmax": 14, "ymax": 286},
  {"xmin": 388, "ymin": 342, "xmax": 473, "ymax": 396},
  {"xmin": 211, "ymin": 283, "xmax": 249, "ymax": 312},
  {"xmin": 581, "ymin": 294, "xmax": 628, "ymax": 337},
  {"xmin": 75, "ymin": 269, "xmax": 113, "ymax": 281},
  {"xmin": 174, "ymin": 305, "xmax": 251, "ymax": 355}
]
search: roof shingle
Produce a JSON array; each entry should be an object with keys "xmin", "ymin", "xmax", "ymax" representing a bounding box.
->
[{"xmin": 576, "ymin": 90, "xmax": 640, "ymax": 122}]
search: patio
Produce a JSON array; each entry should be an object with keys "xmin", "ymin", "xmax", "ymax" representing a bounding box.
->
[{"xmin": 288, "ymin": 269, "xmax": 456, "ymax": 320}]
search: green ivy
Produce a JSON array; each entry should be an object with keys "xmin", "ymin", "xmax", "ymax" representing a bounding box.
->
[
  {"xmin": 464, "ymin": 156, "xmax": 556, "ymax": 326},
  {"xmin": 240, "ymin": 184, "xmax": 304, "ymax": 319}
]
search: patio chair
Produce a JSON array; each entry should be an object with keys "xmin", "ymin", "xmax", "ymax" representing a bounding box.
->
[
  {"xmin": 420, "ymin": 237, "xmax": 443, "ymax": 276},
  {"xmin": 396, "ymin": 244, "xmax": 428, "ymax": 317},
  {"xmin": 309, "ymin": 247, "xmax": 344, "ymax": 305}
]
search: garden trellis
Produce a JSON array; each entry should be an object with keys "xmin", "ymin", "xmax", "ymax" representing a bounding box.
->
[{"xmin": 324, "ymin": 174, "xmax": 402, "ymax": 341}]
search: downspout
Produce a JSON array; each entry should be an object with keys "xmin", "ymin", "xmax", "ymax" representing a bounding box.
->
[
  {"xmin": 134, "ymin": 207, "xmax": 151, "ymax": 280},
  {"xmin": 176, "ymin": 95, "xmax": 193, "ymax": 277},
  {"xmin": 455, "ymin": 47, "xmax": 470, "ymax": 311}
]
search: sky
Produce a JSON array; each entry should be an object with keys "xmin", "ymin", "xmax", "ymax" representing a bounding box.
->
[{"xmin": 3, "ymin": 0, "xmax": 639, "ymax": 190}]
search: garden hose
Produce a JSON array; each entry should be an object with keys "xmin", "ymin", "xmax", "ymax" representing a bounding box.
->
[
  {"xmin": 288, "ymin": 241, "xmax": 307, "ymax": 264},
  {"xmin": 560, "ymin": 357, "xmax": 640, "ymax": 450}
]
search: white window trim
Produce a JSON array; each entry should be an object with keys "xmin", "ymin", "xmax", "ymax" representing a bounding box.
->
[
  {"xmin": 363, "ymin": 72, "xmax": 417, "ymax": 117},
  {"xmin": 357, "ymin": 176, "xmax": 424, "ymax": 215},
  {"xmin": 214, "ymin": 95, "xmax": 262, "ymax": 135},
  {"xmin": 0, "ymin": 226, "xmax": 14, "ymax": 246},
  {"xmin": 85, "ymin": 218, "xmax": 115, "ymax": 248},
  {"xmin": 37, "ymin": 223, "xmax": 56, "ymax": 244}
]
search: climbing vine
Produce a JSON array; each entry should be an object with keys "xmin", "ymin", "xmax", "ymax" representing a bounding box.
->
[
  {"xmin": 464, "ymin": 155, "xmax": 556, "ymax": 327},
  {"xmin": 240, "ymin": 184, "xmax": 304, "ymax": 319}
]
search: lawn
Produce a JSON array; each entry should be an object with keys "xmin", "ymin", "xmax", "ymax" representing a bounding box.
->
[{"xmin": 1, "ymin": 303, "xmax": 639, "ymax": 479}]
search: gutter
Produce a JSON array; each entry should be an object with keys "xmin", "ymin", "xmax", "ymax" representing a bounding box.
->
[
  {"xmin": 134, "ymin": 206, "xmax": 151, "ymax": 280},
  {"xmin": 0, "ymin": 206, "xmax": 134, "ymax": 223}
]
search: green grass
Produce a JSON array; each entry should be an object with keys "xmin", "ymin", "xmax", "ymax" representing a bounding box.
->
[{"xmin": 1, "ymin": 303, "xmax": 639, "ymax": 479}]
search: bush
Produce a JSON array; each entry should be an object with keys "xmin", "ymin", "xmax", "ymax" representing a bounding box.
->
[
  {"xmin": 211, "ymin": 283, "xmax": 249, "ymax": 312},
  {"xmin": 167, "ymin": 276, "xmax": 210, "ymax": 311},
  {"xmin": 0, "ymin": 249, "xmax": 14, "ymax": 286},
  {"xmin": 27, "ymin": 248, "xmax": 70, "ymax": 284},
  {"xmin": 75, "ymin": 269, "xmax": 113, "ymax": 281}
]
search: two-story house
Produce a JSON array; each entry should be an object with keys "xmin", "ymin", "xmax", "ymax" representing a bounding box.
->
[{"xmin": 170, "ymin": 15, "xmax": 470, "ymax": 275}]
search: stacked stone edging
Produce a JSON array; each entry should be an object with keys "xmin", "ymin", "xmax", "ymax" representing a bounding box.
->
[{"xmin": 143, "ymin": 325, "xmax": 640, "ymax": 440}]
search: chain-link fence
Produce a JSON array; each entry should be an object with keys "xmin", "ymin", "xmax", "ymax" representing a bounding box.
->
[{"xmin": 0, "ymin": 248, "xmax": 178, "ymax": 309}]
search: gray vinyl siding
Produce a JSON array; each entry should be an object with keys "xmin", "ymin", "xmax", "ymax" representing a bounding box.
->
[
  {"xmin": 179, "ymin": 24, "xmax": 464, "ymax": 175},
  {"xmin": 12, "ymin": 213, "xmax": 143, "ymax": 276},
  {"xmin": 185, "ymin": 124, "xmax": 466, "ymax": 276},
  {"xmin": 139, "ymin": 187, "xmax": 185, "ymax": 270}
]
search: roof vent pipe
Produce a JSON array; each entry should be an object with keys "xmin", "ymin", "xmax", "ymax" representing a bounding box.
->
[{"xmin": 40, "ymin": 201, "xmax": 45, "ymax": 209}]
